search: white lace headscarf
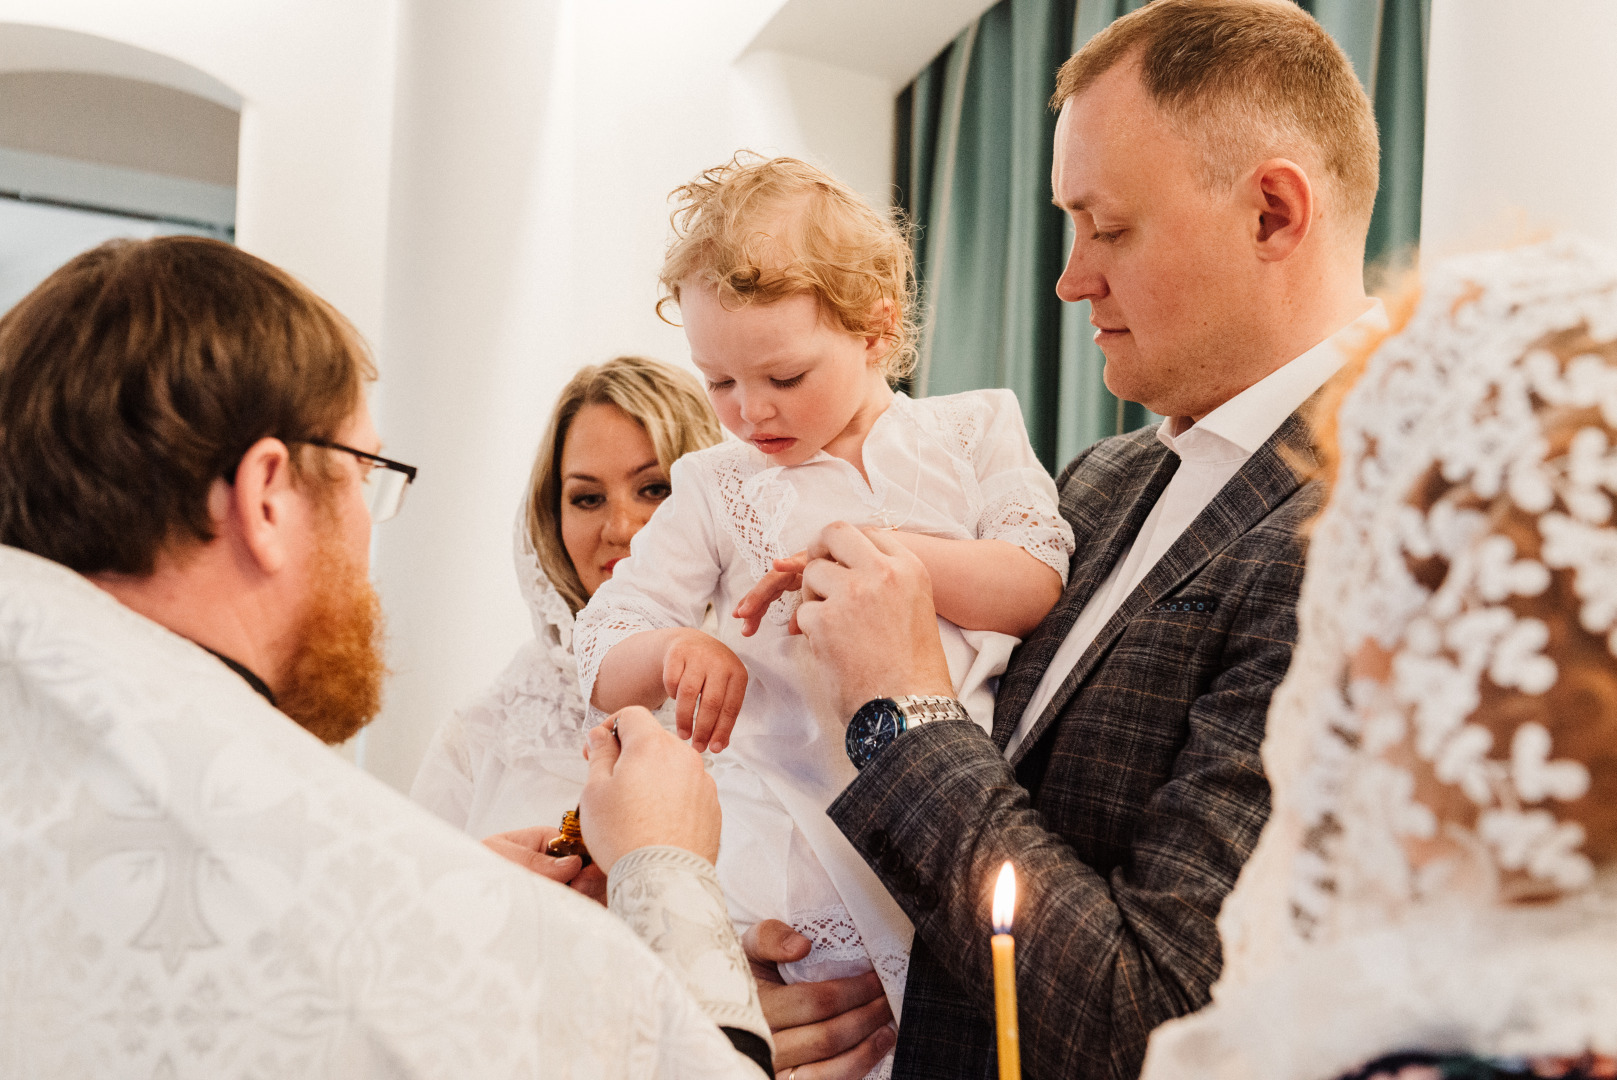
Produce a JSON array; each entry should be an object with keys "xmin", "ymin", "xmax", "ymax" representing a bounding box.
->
[{"xmin": 1145, "ymin": 236, "xmax": 1617, "ymax": 1080}]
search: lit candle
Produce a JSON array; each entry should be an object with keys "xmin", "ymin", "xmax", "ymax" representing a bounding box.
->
[{"xmin": 991, "ymin": 860, "xmax": 1020, "ymax": 1080}]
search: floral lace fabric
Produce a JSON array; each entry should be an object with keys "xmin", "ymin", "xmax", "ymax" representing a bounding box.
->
[
  {"xmin": 410, "ymin": 506, "xmax": 678, "ymax": 836},
  {"xmin": 1144, "ymin": 237, "xmax": 1617, "ymax": 1080}
]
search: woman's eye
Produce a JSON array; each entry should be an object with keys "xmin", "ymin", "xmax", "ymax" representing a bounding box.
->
[
  {"xmin": 1091, "ymin": 229, "xmax": 1124, "ymax": 243},
  {"xmin": 568, "ymin": 493, "xmax": 604, "ymax": 510},
  {"xmin": 641, "ymin": 483, "xmax": 672, "ymax": 501},
  {"xmin": 770, "ymin": 373, "xmax": 806, "ymax": 389}
]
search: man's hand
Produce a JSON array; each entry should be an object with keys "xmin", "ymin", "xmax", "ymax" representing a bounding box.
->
[
  {"xmin": 743, "ymin": 920, "xmax": 896, "ymax": 1078},
  {"xmin": 578, "ymin": 706, "xmax": 722, "ymax": 873},
  {"xmin": 794, "ymin": 523, "xmax": 955, "ymax": 717},
  {"xmin": 482, "ymin": 826, "xmax": 606, "ymax": 903},
  {"xmin": 663, "ymin": 628, "xmax": 748, "ymax": 753}
]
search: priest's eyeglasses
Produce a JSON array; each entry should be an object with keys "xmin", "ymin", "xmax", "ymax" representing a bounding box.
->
[{"xmin": 300, "ymin": 439, "xmax": 418, "ymax": 523}]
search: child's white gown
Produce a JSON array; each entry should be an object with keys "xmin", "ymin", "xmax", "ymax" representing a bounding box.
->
[{"xmin": 576, "ymin": 390, "xmax": 1073, "ymax": 1070}]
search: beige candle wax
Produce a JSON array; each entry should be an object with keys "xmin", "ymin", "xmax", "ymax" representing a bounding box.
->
[{"xmin": 991, "ymin": 861, "xmax": 1020, "ymax": 1080}]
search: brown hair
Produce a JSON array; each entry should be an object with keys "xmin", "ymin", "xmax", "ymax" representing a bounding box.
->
[
  {"xmin": 528, "ymin": 356, "xmax": 721, "ymax": 612},
  {"xmin": 1052, "ymin": 0, "xmax": 1380, "ymax": 228},
  {"xmin": 0, "ymin": 236, "xmax": 375, "ymax": 575},
  {"xmin": 657, "ymin": 153, "xmax": 920, "ymax": 380}
]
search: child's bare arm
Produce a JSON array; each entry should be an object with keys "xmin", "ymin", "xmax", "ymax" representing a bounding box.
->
[
  {"xmin": 887, "ymin": 533, "xmax": 1060, "ymax": 637},
  {"xmin": 733, "ymin": 531, "xmax": 1061, "ymax": 640},
  {"xmin": 593, "ymin": 628, "xmax": 749, "ymax": 753}
]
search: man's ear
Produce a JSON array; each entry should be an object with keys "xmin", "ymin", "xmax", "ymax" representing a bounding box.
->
[
  {"xmin": 1249, "ymin": 158, "xmax": 1314, "ymax": 261},
  {"xmin": 211, "ymin": 437, "xmax": 299, "ymax": 575}
]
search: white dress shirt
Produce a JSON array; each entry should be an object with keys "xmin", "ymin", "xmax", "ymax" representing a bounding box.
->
[{"xmin": 1005, "ymin": 302, "xmax": 1388, "ymax": 758}]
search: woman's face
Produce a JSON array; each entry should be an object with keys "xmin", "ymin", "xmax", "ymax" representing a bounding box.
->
[{"xmin": 559, "ymin": 402, "xmax": 671, "ymax": 598}]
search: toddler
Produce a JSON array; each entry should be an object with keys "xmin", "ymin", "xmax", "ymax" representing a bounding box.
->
[{"xmin": 575, "ymin": 156, "xmax": 1073, "ymax": 1074}]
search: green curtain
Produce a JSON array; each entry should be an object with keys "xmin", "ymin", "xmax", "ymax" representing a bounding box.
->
[{"xmin": 895, "ymin": 0, "xmax": 1432, "ymax": 470}]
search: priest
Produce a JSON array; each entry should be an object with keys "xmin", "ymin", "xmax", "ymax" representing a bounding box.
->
[{"xmin": 0, "ymin": 235, "xmax": 772, "ymax": 1077}]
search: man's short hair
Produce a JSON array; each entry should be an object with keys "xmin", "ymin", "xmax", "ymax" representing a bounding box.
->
[
  {"xmin": 0, "ymin": 236, "xmax": 376, "ymax": 575},
  {"xmin": 1052, "ymin": 0, "xmax": 1380, "ymax": 228}
]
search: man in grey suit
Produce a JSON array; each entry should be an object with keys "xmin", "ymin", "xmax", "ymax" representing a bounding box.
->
[{"xmin": 742, "ymin": 2, "xmax": 1388, "ymax": 1077}]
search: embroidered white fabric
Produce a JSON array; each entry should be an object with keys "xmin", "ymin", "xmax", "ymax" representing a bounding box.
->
[
  {"xmin": 1144, "ymin": 237, "xmax": 1617, "ymax": 1080},
  {"xmin": 410, "ymin": 506, "xmax": 680, "ymax": 838},
  {"xmin": 575, "ymin": 388, "xmax": 1074, "ymax": 1049},
  {"xmin": 0, "ymin": 544, "xmax": 768, "ymax": 1078}
]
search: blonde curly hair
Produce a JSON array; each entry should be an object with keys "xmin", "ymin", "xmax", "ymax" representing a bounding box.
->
[{"xmin": 657, "ymin": 153, "xmax": 919, "ymax": 381}]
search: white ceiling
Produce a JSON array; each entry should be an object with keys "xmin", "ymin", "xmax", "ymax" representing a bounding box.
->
[{"xmin": 744, "ymin": 0, "xmax": 1002, "ymax": 89}]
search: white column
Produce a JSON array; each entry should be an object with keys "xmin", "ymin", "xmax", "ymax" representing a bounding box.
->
[
  {"xmin": 366, "ymin": 0, "xmax": 571, "ymax": 793},
  {"xmin": 1422, "ymin": 0, "xmax": 1617, "ymax": 258}
]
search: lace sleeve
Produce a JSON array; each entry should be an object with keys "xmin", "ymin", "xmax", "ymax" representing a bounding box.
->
[
  {"xmin": 956, "ymin": 389, "xmax": 1075, "ymax": 583},
  {"xmin": 574, "ymin": 454, "xmax": 727, "ymax": 708},
  {"xmin": 609, "ymin": 845, "xmax": 772, "ymax": 1050}
]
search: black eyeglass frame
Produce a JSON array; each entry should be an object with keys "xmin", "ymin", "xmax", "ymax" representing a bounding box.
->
[{"xmin": 297, "ymin": 438, "xmax": 419, "ymax": 484}]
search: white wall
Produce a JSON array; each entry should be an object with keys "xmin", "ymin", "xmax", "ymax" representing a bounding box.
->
[
  {"xmin": 1421, "ymin": 0, "xmax": 1617, "ymax": 258},
  {"xmin": 0, "ymin": 4, "xmax": 397, "ymax": 341}
]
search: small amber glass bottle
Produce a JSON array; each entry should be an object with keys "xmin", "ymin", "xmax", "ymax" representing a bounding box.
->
[{"xmin": 545, "ymin": 806, "xmax": 592, "ymax": 867}]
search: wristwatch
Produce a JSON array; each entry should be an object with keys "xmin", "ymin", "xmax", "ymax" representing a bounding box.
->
[{"xmin": 845, "ymin": 695, "xmax": 970, "ymax": 770}]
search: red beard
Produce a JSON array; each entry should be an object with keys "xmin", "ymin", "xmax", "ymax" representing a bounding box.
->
[{"xmin": 276, "ymin": 524, "xmax": 386, "ymax": 745}]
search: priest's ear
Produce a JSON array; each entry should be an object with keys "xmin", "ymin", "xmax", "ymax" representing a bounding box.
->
[
  {"xmin": 1247, "ymin": 157, "xmax": 1314, "ymax": 261},
  {"xmin": 211, "ymin": 437, "xmax": 302, "ymax": 575}
]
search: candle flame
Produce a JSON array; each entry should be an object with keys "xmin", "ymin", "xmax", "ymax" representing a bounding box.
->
[{"xmin": 991, "ymin": 861, "xmax": 1016, "ymax": 934}]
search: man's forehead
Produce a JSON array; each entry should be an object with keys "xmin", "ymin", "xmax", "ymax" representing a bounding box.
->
[{"xmin": 1050, "ymin": 64, "xmax": 1185, "ymax": 213}]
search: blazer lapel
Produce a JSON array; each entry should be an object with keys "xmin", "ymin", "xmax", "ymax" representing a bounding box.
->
[
  {"xmin": 1006, "ymin": 410, "xmax": 1317, "ymax": 766},
  {"xmin": 991, "ymin": 439, "xmax": 1178, "ymax": 747}
]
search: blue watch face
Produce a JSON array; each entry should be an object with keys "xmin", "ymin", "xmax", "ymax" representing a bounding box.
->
[{"xmin": 846, "ymin": 698, "xmax": 902, "ymax": 769}]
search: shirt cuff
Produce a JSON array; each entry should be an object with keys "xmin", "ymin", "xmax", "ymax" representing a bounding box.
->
[{"xmin": 609, "ymin": 846, "xmax": 773, "ymax": 1053}]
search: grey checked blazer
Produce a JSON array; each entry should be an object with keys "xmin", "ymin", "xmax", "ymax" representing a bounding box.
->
[{"xmin": 828, "ymin": 409, "xmax": 1323, "ymax": 1079}]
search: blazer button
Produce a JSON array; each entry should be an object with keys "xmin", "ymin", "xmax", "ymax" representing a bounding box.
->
[
  {"xmin": 893, "ymin": 868, "xmax": 920, "ymax": 893},
  {"xmin": 914, "ymin": 884, "xmax": 939, "ymax": 911},
  {"xmin": 878, "ymin": 847, "xmax": 905, "ymax": 875},
  {"xmin": 867, "ymin": 830, "xmax": 890, "ymax": 857}
]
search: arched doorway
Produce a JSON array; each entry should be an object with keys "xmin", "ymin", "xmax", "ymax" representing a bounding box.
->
[{"xmin": 0, "ymin": 24, "xmax": 240, "ymax": 311}]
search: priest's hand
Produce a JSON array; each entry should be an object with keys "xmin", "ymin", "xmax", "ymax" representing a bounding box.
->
[
  {"xmin": 579, "ymin": 706, "xmax": 721, "ymax": 873},
  {"xmin": 793, "ymin": 522, "xmax": 954, "ymax": 718},
  {"xmin": 742, "ymin": 920, "xmax": 896, "ymax": 1078},
  {"xmin": 482, "ymin": 826, "xmax": 606, "ymax": 902}
]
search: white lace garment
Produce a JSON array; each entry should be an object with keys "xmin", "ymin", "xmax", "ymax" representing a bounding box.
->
[
  {"xmin": 0, "ymin": 544, "xmax": 768, "ymax": 1078},
  {"xmin": 1144, "ymin": 236, "xmax": 1617, "ymax": 1080},
  {"xmin": 575, "ymin": 388, "xmax": 1075, "ymax": 1053},
  {"xmin": 411, "ymin": 508, "xmax": 682, "ymax": 838}
]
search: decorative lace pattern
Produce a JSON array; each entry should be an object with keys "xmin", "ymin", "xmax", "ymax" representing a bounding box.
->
[
  {"xmin": 488, "ymin": 509, "xmax": 685, "ymax": 765},
  {"xmin": 978, "ymin": 485, "xmax": 1075, "ymax": 583},
  {"xmin": 784, "ymin": 904, "xmax": 903, "ymax": 1080},
  {"xmin": 708, "ymin": 444, "xmax": 802, "ymax": 628},
  {"xmin": 1146, "ymin": 237, "xmax": 1617, "ymax": 1079},
  {"xmin": 610, "ymin": 846, "xmax": 772, "ymax": 1045}
]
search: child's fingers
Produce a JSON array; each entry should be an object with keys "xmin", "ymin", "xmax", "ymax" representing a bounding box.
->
[
  {"xmin": 771, "ymin": 552, "xmax": 809, "ymax": 574},
  {"xmin": 689, "ymin": 673, "xmax": 727, "ymax": 752},
  {"xmin": 707, "ymin": 672, "xmax": 748, "ymax": 754},
  {"xmin": 672, "ymin": 668, "xmax": 702, "ymax": 740}
]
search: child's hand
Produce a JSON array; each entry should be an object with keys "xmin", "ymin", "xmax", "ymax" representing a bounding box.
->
[
  {"xmin": 663, "ymin": 628, "xmax": 748, "ymax": 753},
  {"xmin": 732, "ymin": 551, "xmax": 809, "ymax": 636}
]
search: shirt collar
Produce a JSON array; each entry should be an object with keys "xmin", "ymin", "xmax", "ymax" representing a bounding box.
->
[
  {"xmin": 202, "ymin": 646, "xmax": 278, "ymax": 706},
  {"xmin": 1157, "ymin": 300, "xmax": 1388, "ymax": 461}
]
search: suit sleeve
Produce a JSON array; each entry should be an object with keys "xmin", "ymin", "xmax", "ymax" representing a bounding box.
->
[{"xmin": 827, "ymin": 529, "xmax": 1300, "ymax": 1078}]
